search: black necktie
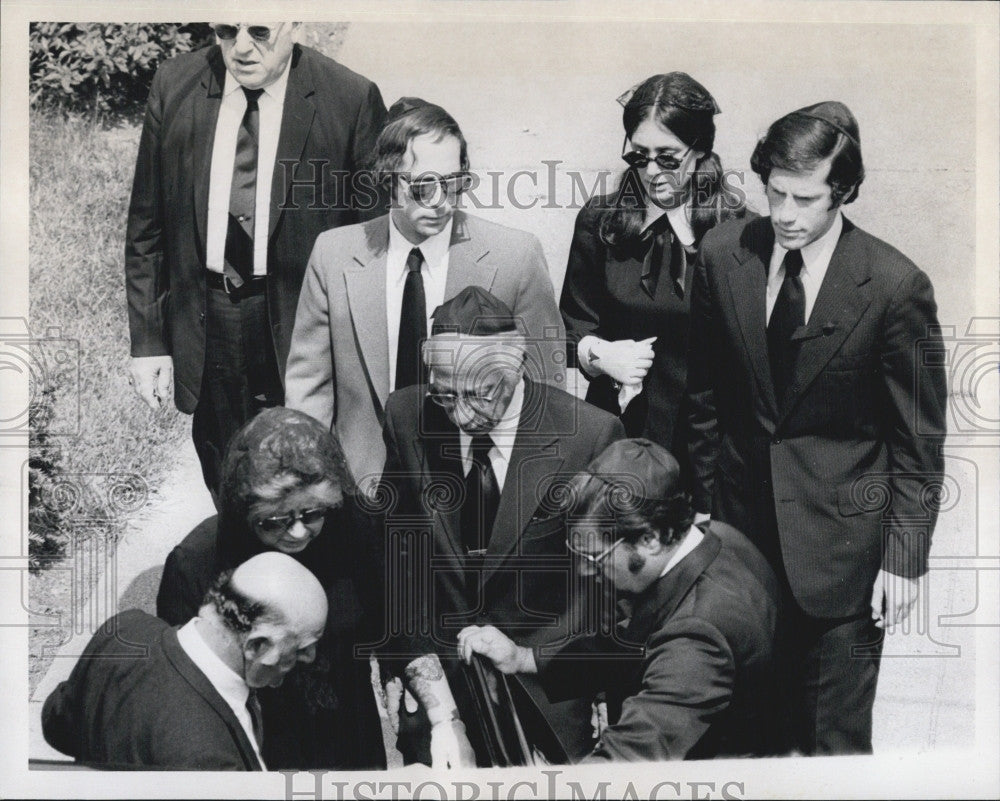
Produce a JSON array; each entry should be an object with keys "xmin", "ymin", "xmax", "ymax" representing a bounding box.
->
[
  {"xmin": 224, "ymin": 87, "xmax": 264, "ymax": 287},
  {"xmin": 246, "ymin": 689, "xmax": 265, "ymax": 752},
  {"xmin": 767, "ymin": 248, "xmax": 805, "ymax": 404},
  {"xmin": 639, "ymin": 216, "xmax": 684, "ymax": 300},
  {"xmin": 461, "ymin": 435, "xmax": 500, "ymax": 553},
  {"xmin": 395, "ymin": 247, "xmax": 426, "ymax": 390}
]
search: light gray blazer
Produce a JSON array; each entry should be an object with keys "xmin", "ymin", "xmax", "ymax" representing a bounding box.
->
[{"xmin": 285, "ymin": 211, "xmax": 566, "ymax": 490}]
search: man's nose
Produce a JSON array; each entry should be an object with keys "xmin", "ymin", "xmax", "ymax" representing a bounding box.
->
[
  {"xmin": 577, "ymin": 559, "xmax": 599, "ymax": 578},
  {"xmin": 233, "ymin": 27, "xmax": 256, "ymax": 53},
  {"xmin": 773, "ymin": 195, "xmax": 796, "ymax": 225}
]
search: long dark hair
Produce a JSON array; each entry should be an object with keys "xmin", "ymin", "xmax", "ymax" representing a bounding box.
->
[{"xmin": 599, "ymin": 72, "xmax": 742, "ymax": 251}]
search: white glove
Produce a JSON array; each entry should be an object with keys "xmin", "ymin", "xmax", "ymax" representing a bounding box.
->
[{"xmin": 588, "ymin": 337, "xmax": 656, "ymax": 385}]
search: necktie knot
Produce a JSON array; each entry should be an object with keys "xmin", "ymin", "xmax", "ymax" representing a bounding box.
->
[
  {"xmin": 471, "ymin": 435, "xmax": 493, "ymax": 462},
  {"xmin": 783, "ymin": 248, "xmax": 804, "ymax": 278},
  {"xmin": 406, "ymin": 247, "xmax": 424, "ymax": 273},
  {"xmin": 242, "ymin": 87, "xmax": 264, "ymax": 106}
]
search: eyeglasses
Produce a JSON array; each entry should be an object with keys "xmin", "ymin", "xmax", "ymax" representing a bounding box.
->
[
  {"xmin": 621, "ymin": 145, "xmax": 693, "ymax": 173},
  {"xmin": 427, "ymin": 382, "xmax": 503, "ymax": 412},
  {"xmin": 214, "ymin": 24, "xmax": 276, "ymax": 42},
  {"xmin": 565, "ymin": 535, "xmax": 625, "ymax": 566},
  {"xmin": 253, "ymin": 506, "xmax": 329, "ymax": 535},
  {"xmin": 399, "ymin": 172, "xmax": 474, "ymax": 204}
]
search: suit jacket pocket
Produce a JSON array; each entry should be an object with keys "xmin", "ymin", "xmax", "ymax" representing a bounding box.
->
[
  {"xmin": 520, "ymin": 514, "xmax": 566, "ymax": 555},
  {"xmin": 836, "ymin": 483, "xmax": 883, "ymax": 517}
]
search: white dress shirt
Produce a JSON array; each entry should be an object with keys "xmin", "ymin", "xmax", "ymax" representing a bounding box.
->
[
  {"xmin": 458, "ymin": 378, "xmax": 525, "ymax": 493},
  {"xmin": 386, "ymin": 215, "xmax": 453, "ymax": 391},
  {"xmin": 176, "ymin": 618, "xmax": 266, "ymax": 769},
  {"xmin": 206, "ymin": 62, "xmax": 291, "ymax": 277},
  {"xmin": 657, "ymin": 525, "xmax": 705, "ymax": 579},
  {"xmin": 766, "ymin": 211, "xmax": 843, "ymax": 324}
]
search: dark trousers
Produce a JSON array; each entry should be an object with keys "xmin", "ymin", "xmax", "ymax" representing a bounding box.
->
[
  {"xmin": 191, "ymin": 286, "xmax": 283, "ymax": 495},
  {"xmin": 775, "ymin": 591, "xmax": 884, "ymax": 755}
]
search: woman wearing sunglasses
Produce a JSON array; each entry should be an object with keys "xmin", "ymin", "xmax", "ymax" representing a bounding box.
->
[
  {"xmin": 560, "ymin": 72, "xmax": 743, "ymax": 502},
  {"xmin": 156, "ymin": 406, "xmax": 386, "ymax": 770}
]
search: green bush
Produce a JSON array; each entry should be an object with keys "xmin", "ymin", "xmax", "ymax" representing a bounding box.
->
[{"xmin": 29, "ymin": 23, "xmax": 214, "ymax": 120}]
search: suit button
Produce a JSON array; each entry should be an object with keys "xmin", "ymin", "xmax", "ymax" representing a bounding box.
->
[
  {"xmin": 773, "ymin": 438, "xmax": 782, "ymax": 444},
  {"xmin": 198, "ymin": 312, "xmax": 205, "ymax": 325}
]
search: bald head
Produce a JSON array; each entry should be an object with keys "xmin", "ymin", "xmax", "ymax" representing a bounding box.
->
[
  {"xmin": 201, "ymin": 553, "xmax": 328, "ymax": 689},
  {"xmin": 230, "ymin": 552, "xmax": 328, "ymax": 635}
]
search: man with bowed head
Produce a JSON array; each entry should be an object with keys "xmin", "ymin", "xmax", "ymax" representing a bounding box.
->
[
  {"xmin": 686, "ymin": 101, "xmax": 948, "ymax": 753},
  {"xmin": 458, "ymin": 439, "xmax": 780, "ymax": 761},
  {"xmin": 378, "ymin": 286, "xmax": 624, "ymax": 767},
  {"xmin": 43, "ymin": 553, "xmax": 328, "ymax": 769},
  {"xmin": 125, "ymin": 22, "xmax": 386, "ymax": 496}
]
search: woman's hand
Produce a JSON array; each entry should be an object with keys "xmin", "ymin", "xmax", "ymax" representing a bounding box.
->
[{"xmin": 589, "ymin": 337, "xmax": 656, "ymax": 385}]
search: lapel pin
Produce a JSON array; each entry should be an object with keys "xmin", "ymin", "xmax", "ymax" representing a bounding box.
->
[{"xmin": 822, "ymin": 323, "xmax": 837, "ymax": 335}]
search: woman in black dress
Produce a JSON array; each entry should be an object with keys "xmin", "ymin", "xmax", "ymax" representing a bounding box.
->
[
  {"xmin": 560, "ymin": 72, "xmax": 742, "ymax": 502},
  {"xmin": 157, "ymin": 407, "xmax": 386, "ymax": 770}
]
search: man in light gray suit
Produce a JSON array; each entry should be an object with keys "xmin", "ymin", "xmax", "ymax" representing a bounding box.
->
[{"xmin": 285, "ymin": 98, "xmax": 565, "ymax": 492}]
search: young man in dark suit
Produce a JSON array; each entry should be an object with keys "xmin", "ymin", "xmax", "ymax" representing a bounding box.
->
[
  {"xmin": 125, "ymin": 23, "xmax": 386, "ymax": 494},
  {"xmin": 685, "ymin": 101, "xmax": 948, "ymax": 754},
  {"xmin": 458, "ymin": 439, "xmax": 781, "ymax": 761},
  {"xmin": 42, "ymin": 553, "xmax": 327, "ymax": 769},
  {"xmin": 377, "ymin": 287, "xmax": 624, "ymax": 768}
]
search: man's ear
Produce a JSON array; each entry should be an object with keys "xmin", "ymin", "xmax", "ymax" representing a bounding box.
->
[
  {"xmin": 242, "ymin": 633, "xmax": 274, "ymax": 664},
  {"xmin": 288, "ymin": 22, "xmax": 303, "ymax": 42},
  {"xmin": 638, "ymin": 530, "xmax": 665, "ymax": 556}
]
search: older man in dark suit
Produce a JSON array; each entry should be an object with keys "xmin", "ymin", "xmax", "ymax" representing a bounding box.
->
[
  {"xmin": 685, "ymin": 102, "xmax": 948, "ymax": 754},
  {"xmin": 42, "ymin": 553, "xmax": 327, "ymax": 770},
  {"xmin": 125, "ymin": 23, "xmax": 386, "ymax": 494},
  {"xmin": 376, "ymin": 287, "xmax": 624, "ymax": 768},
  {"xmin": 459, "ymin": 439, "xmax": 781, "ymax": 761}
]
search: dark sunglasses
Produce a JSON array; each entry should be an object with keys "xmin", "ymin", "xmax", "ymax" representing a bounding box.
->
[
  {"xmin": 214, "ymin": 24, "xmax": 275, "ymax": 42},
  {"xmin": 400, "ymin": 172, "xmax": 474, "ymax": 204},
  {"xmin": 621, "ymin": 146, "xmax": 692, "ymax": 172},
  {"xmin": 253, "ymin": 506, "xmax": 329, "ymax": 535}
]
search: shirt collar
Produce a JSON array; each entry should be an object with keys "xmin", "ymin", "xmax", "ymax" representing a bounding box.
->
[
  {"xmin": 772, "ymin": 209, "xmax": 843, "ymax": 270},
  {"xmin": 657, "ymin": 525, "xmax": 705, "ymax": 579},
  {"xmin": 642, "ymin": 202, "xmax": 696, "ymax": 248},
  {"xmin": 176, "ymin": 618, "xmax": 250, "ymax": 709},
  {"xmin": 222, "ymin": 55, "xmax": 292, "ymax": 101},
  {"xmin": 459, "ymin": 377, "xmax": 525, "ymax": 466},
  {"xmin": 389, "ymin": 214, "xmax": 454, "ymax": 277}
]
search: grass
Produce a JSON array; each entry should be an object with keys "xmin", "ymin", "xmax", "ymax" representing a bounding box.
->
[{"xmin": 27, "ymin": 22, "xmax": 352, "ymax": 696}]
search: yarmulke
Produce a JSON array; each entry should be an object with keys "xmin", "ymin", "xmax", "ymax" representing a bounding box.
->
[
  {"xmin": 617, "ymin": 72, "xmax": 721, "ymax": 114},
  {"xmin": 430, "ymin": 286, "xmax": 518, "ymax": 337},
  {"xmin": 788, "ymin": 100, "xmax": 860, "ymax": 145},
  {"xmin": 387, "ymin": 96, "xmax": 437, "ymax": 123},
  {"xmin": 581, "ymin": 438, "xmax": 681, "ymax": 500}
]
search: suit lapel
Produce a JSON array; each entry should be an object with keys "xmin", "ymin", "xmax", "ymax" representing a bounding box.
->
[
  {"xmin": 777, "ymin": 217, "xmax": 872, "ymax": 426},
  {"xmin": 269, "ymin": 46, "xmax": 316, "ymax": 239},
  {"xmin": 192, "ymin": 49, "xmax": 226, "ymax": 260},
  {"xmin": 483, "ymin": 381, "xmax": 562, "ymax": 583},
  {"xmin": 344, "ymin": 218, "xmax": 391, "ymax": 407},
  {"xmin": 626, "ymin": 528, "xmax": 721, "ymax": 644},
  {"xmin": 726, "ymin": 218, "xmax": 779, "ymax": 417},
  {"xmin": 443, "ymin": 212, "xmax": 499, "ymax": 304},
  {"xmin": 161, "ymin": 627, "xmax": 262, "ymax": 770},
  {"xmin": 417, "ymin": 398, "xmax": 465, "ymax": 559}
]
